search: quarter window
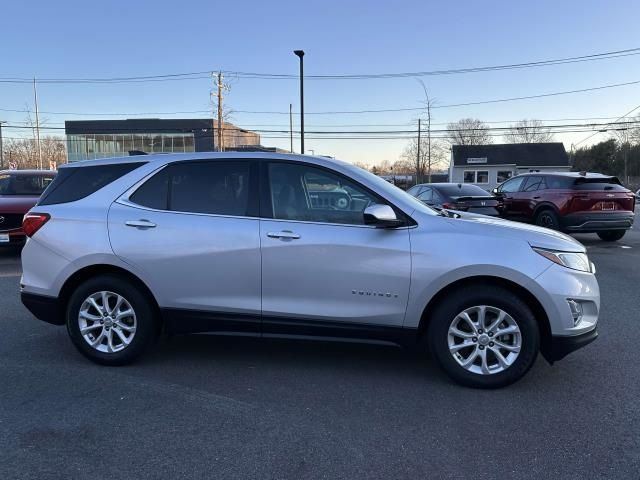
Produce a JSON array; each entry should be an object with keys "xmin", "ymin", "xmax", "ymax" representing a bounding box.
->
[{"xmin": 268, "ymin": 163, "xmax": 383, "ymax": 225}]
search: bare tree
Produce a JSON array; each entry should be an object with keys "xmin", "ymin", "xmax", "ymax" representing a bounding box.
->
[
  {"xmin": 609, "ymin": 114, "xmax": 640, "ymax": 146},
  {"xmin": 446, "ymin": 118, "xmax": 492, "ymax": 146},
  {"xmin": 401, "ymin": 137, "xmax": 449, "ymax": 182},
  {"xmin": 4, "ymin": 136, "xmax": 66, "ymax": 170},
  {"xmin": 504, "ymin": 119, "xmax": 555, "ymax": 143}
]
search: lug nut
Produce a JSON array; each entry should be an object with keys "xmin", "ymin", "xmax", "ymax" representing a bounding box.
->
[
  {"xmin": 488, "ymin": 332, "xmax": 494, "ymax": 337},
  {"xmin": 489, "ymin": 342, "xmax": 494, "ymax": 347},
  {"xmin": 478, "ymin": 329, "xmax": 483, "ymax": 334},
  {"xmin": 472, "ymin": 337, "xmax": 478, "ymax": 342},
  {"xmin": 100, "ymin": 320, "xmax": 104, "ymax": 324},
  {"xmin": 479, "ymin": 345, "xmax": 485, "ymax": 350}
]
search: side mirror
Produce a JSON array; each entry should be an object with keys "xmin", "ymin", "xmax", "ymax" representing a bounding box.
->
[
  {"xmin": 364, "ymin": 204, "xmax": 404, "ymax": 228},
  {"xmin": 492, "ymin": 188, "xmax": 499, "ymax": 195}
]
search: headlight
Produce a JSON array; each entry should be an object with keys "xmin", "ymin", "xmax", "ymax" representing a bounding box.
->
[{"xmin": 532, "ymin": 247, "xmax": 593, "ymax": 273}]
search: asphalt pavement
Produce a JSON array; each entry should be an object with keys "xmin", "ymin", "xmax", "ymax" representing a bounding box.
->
[{"xmin": 1, "ymin": 224, "xmax": 639, "ymax": 479}]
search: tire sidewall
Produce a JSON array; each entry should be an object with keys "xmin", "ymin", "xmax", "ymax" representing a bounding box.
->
[
  {"xmin": 66, "ymin": 275, "xmax": 156, "ymax": 365},
  {"xmin": 535, "ymin": 209, "xmax": 560, "ymax": 230},
  {"xmin": 597, "ymin": 230, "xmax": 625, "ymax": 242},
  {"xmin": 428, "ymin": 286, "xmax": 540, "ymax": 388}
]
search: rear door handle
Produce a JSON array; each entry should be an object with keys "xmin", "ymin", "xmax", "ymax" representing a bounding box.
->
[
  {"xmin": 125, "ymin": 220, "xmax": 157, "ymax": 229},
  {"xmin": 533, "ymin": 196, "xmax": 541, "ymax": 199},
  {"xmin": 267, "ymin": 230, "xmax": 300, "ymax": 240}
]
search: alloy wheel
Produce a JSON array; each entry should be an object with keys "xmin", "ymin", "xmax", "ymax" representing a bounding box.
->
[
  {"xmin": 447, "ymin": 305, "xmax": 521, "ymax": 375},
  {"xmin": 78, "ymin": 291, "xmax": 137, "ymax": 353}
]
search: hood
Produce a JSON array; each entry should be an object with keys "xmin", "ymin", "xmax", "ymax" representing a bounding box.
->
[
  {"xmin": 0, "ymin": 195, "xmax": 40, "ymax": 213},
  {"xmin": 445, "ymin": 211, "xmax": 585, "ymax": 252}
]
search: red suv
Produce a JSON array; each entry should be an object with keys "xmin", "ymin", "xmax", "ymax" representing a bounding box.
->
[
  {"xmin": 494, "ymin": 172, "xmax": 635, "ymax": 241},
  {"xmin": 0, "ymin": 170, "xmax": 56, "ymax": 246}
]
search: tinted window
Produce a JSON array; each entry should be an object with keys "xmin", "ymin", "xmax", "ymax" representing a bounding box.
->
[
  {"xmin": 0, "ymin": 174, "xmax": 54, "ymax": 196},
  {"xmin": 573, "ymin": 177, "xmax": 628, "ymax": 191},
  {"xmin": 499, "ymin": 176, "xmax": 526, "ymax": 193},
  {"xmin": 39, "ymin": 163, "xmax": 143, "ymax": 205},
  {"xmin": 436, "ymin": 184, "xmax": 490, "ymax": 197},
  {"xmin": 130, "ymin": 167, "xmax": 169, "ymax": 210},
  {"xmin": 522, "ymin": 176, "xmax": 546, "ymax": 192},
  {"xmin": 545, "ymin": 176, "xmax": 575, "ymax": 189},
  {"xmin": 269, "ymin": 163, "xmax": 383, "ymax": 225},
  {"xmin": 168, "ymin": 162, "xmax": 251, "ymax": 216}
]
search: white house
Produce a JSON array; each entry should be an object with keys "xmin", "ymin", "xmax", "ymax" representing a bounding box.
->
[{"xmin": 449, "ymin": 143, "xmax": 571, "ymax": 190}]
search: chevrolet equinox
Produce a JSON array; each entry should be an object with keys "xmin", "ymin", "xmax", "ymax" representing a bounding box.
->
[{"xmin": 20, "ymin": 153, "xmax": 599, "ymax": 388}]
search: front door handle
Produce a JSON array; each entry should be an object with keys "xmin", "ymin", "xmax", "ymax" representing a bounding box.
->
[
  {"xmin": 532, "ymin": 196, "xmax": 541, "ymax": 200},
  {"xmin": 267, "ymin": 230, "xmax": 300, "ymax": 240},
  {"xmin": 125, "ymin": 220, "xmax": 157, "ymax": 229}
]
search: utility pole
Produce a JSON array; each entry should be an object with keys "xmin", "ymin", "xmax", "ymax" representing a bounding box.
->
[
  {"xmin": 289, "ymin": 103, "xmax": 294, "ymax": 153},
  {"xmin": 417, "ymin": 118, "xmax": 421, "ymax": 185},
  {"xmin": 33, "ymin": 78, "xmax": 42, "ymax": 170},
  {"xmin": 0, "ymin": 121, "xmax": 5, "ymax": 170},
  {"xmin": 217, "ymin": 72, "xmax": 224, "ymax": 152}
]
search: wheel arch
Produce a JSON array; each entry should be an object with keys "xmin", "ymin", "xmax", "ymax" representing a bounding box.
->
[
  {"xmin": 417, "ymin": 275, "xmax": 553, "ymax": 362},
  {"xmin": 533, "ymin": 202, "xmax": 560, "ymax": 218},
  {"xmin": 59, "ymin": 264, "xmax": 163, "ymax": 331}
]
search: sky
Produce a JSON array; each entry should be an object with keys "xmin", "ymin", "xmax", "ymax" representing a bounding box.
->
[{"xmin": 1, "ymin": 0, "xmax": 640, "ymax": 165}]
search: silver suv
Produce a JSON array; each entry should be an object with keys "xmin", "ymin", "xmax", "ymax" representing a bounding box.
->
[{"xmin": 20, "ymin": 153, "xmax": 599, "ymax": 388}]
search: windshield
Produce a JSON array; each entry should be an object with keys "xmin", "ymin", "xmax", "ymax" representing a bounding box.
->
[{"xmin": 0, "ymin": 174, "xmax": 54, "ymax": 196}]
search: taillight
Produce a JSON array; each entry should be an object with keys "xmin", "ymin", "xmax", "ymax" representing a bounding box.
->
[
  {"xmin": 442, "ymin": 202, "xmax": 453, "ymax": 209},
  {"xmin": 22, "ymin": 213, "xmax": 50, "ymax": 237}
]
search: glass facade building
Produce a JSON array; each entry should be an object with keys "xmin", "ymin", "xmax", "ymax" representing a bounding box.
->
[
  {"xmin": 67, "ymin": 133, "xmax": 196, "ymax": 162},
  {"xmin": 64, "ymin": 119, "xmax": 229, "ymax": 162}
]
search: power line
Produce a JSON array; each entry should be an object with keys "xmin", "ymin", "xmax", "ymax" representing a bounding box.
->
[
  {"xmin": 1, "ymin": 47, "xmax": 639, "ymax": 83},
  {"xmin": 574, "ymin": 103, "xmax": 640, "ymax": 146},
  {"xmin": 3, "ymin": 77, "xmax": 640, "ymax": 118}
]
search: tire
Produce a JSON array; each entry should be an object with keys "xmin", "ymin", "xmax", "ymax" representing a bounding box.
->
[
  {"xmin": 427, "ymin": 285, "xmax": 540, "ymax": 389},
  {"xmin": 534, "ymin": 209, "xmax": 560, "ymax": 230},
  {"xmin": 66, "ymin": 274, "xmax": 157, "ymax": 366},
  {"xmin": 597, "ymin": 230, "xmax": 626, "ymax": 242}
]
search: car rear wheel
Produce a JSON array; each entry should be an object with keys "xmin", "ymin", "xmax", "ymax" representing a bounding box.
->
[
  {"xmin": 597, "ymin": 230, "xmax": 626, "ymax": 242},
  {"xmin": 66, "ymin": 274, "xmax": 157, "ymax": 365},
  {"xmin": 427, "ymin": 285, "xmax": 539, "ymax": 388},
  {"xmin": 534, "ymin": 209, "xmax": 560, "ymax": 230}
]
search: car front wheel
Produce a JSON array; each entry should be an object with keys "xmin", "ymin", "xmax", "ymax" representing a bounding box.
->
[
  {"xmin": 66, "ymin": 274, "xmax": 157, "ymax": 365},
  {"xmin": 428, "ymin": 285, "xmax": 540, "ymax": 388}
]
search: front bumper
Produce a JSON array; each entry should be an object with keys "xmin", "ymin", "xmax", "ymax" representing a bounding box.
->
[
  {"xmin": 546, "ymin": 328, "xmax": 598, "ymax": 362},
  {"xmin": 21, "ymin": 292, "xmax": 64, "ymax": 325},
  {"xmin": 562, "ymin": 211, "xmax": 634, "ymax": 232}
]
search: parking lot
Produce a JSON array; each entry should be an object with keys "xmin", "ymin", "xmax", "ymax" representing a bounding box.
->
[{"xmin": 1, "ymin": 222, "xmax": 639, "ymax": 479}]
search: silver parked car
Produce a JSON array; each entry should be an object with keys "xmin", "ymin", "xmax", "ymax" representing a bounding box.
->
[{"xmin": 20, "ymin": 153, "xmax": 599, "ymax": 388}]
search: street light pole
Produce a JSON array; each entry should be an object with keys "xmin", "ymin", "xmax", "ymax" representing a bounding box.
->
[{"xmin": 293, "ymin": 50, "xmax": 305, "ymax": 154}]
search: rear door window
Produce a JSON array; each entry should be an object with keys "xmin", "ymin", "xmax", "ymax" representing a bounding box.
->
[
  {"xmin": 522, "ymin": 176, "xmax": 546, "ymax": 192},
  {"xmin": 130, "ymin": 161, "xmax": 254, "ymax": 217},
  {"xmin": 39, "ymin": 163, "xmax": 143, "ymax": 206}
]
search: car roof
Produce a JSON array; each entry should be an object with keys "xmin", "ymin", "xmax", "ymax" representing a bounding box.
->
[
  {"xmin": 515, "ymin": 171, "xmax": 614, "ymax": 179},
  {"xmin": 413, "ymin": 183, "xmax": 484, "ymax": 188},
  {"xmin": 58, "ymin": 152, "xmax": 352, "ymax": 170},
  {"xmin": 0, "ymin": 169, "xmax": 57, "ymax": 176}
]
